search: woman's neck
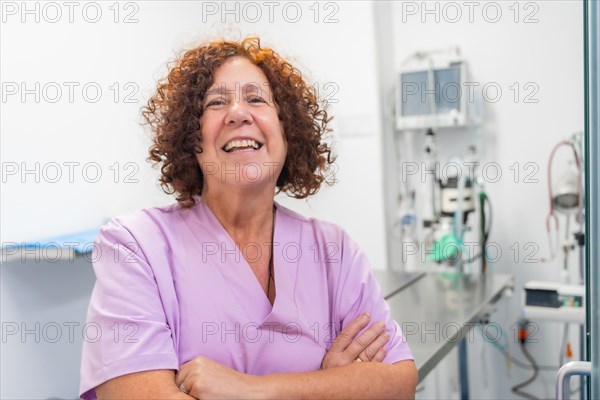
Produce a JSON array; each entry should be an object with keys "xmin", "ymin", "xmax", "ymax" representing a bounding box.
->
[{"xmin": 201, "ymin": 185, "xmax": 275, "ymax": 243}]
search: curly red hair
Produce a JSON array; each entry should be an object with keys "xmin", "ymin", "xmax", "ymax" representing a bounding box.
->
[{"xmin": 142, "ymin": 36, "xmax": 336, "ymax": 208}]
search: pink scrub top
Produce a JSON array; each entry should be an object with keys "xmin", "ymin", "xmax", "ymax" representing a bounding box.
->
[{"xmin": 79, "ymin": 197, "xmax": 413, "ymax": 399}]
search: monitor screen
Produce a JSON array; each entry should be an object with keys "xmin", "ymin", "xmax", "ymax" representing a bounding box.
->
[{"xmin": 400, "ymin": 66, "xmax": 461, "ymax": 117}]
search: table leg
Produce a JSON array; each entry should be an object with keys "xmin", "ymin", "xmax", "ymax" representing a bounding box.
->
[{"xmin": 459, "ymin": 337, "xmax": 469, "ymax": 400}]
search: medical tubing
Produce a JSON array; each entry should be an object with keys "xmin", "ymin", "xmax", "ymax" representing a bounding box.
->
[
  {"xmin": 498, "ymin": 349, "xmax": 560, "ymax": 372},
  {"xmin": 481, "ymin": 192, "xmax": 491, "ymax": 271},
  {"xmin": 480, "ymin": 191, "xmax": 487, "ymax": 273},
  {"xmin": 476, "ymin": 325, "xmax": 508, "ymax": 352},
  {"xmin": 476, "ymin": 325, "xmax": 558, "ymax": 371},
  {"xmin": 511, "ymin": 342, "xmax": 540, "ymax": 399}
]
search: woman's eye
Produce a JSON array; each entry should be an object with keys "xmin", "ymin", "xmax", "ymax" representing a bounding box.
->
[
  {"xmin": 206, "ymin": 98, "xmax": 225, "ymax": 107},
  {"xmin": 248, "ymin": 96, "xmax": 266, "ymax": 104}
]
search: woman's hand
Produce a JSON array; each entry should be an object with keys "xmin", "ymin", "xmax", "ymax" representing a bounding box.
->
[
  {"xmin": 320, "ymin": 313, "xmax": 390, "ymax": 370},
  {"xmin": 175, "ymin": 356, "xmax": 262, "ymax": 399}
]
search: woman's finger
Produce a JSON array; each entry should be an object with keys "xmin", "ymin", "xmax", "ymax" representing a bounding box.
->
[
  {"xmin": 371, "ymin": 347, "xmax": 388, "ymax": 363},
  {"xmin": 175, "ymin": 360, "xmax": 192, "ymax": 390},
  {"xmin": 345, "ymin": 320, "xmax": 386, "ymax": 357},
  {"xmin": 328, "ymin": 312, "xmax": 371, "ymax": 352},
  {"xmin": 358, "ymin": 330, "xmax": 390, "ymax": 362}
]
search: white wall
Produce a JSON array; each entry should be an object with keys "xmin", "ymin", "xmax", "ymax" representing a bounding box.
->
[
  {"xmin": 0, "ymin": 0, "xmax": 386, "ymax": 270},
  {"xmin": 0, "ymin": 1, "xmax": 386, "ymax": 398},
  {"xmin": 387, "ymin": 1, "xmax": 584, "ymax": 398}
]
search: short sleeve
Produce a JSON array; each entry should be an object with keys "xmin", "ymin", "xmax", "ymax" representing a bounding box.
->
[
  {"xmin": 79, "ymin": 219, "xmax": 178, "ymax": 399},
  {"xmin": 336, "ymin": 231, "xmax": 414, "ymax": 364}
]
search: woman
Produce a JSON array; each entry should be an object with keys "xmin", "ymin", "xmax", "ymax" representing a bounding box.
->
[{"xmin": 79, "ymin": 37, "xmax": 416, "ymax": 399}]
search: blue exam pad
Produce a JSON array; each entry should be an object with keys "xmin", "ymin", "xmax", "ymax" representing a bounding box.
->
[{"xmin": 13, "ymin": 228, "xmax": 100, "ymax": 254}]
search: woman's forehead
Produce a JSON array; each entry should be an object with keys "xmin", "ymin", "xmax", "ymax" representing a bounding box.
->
[
  {"xmin": 212, "ymin": 57, "xmax": 268, "ymax": 81},
  {"xmin": 205, "ymin": 57, "xmax": 274, "ymax": 98},
  {"xmin": 206, "ymin": 81, "xmax": 272, "ymax": 95}
]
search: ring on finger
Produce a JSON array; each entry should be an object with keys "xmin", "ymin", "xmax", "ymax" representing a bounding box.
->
[{"xmin": 179, "ymin": 383, "xmax": 189, "ymax": 394}]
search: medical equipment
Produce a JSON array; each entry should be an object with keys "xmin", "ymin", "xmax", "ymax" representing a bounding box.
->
[
  {"xmin": 392, "ymin": 47, "xmax": 489, "ymax": 273},
  {"xmin": 439, "ymin": 174, "xmax": 475, "ymax": 218},
  {"xmin": 422, "ymin": 128, "xmax": 438, "ymax": 228},
  {"xmin": 553, "ymin": 165, "xmax": 581, "ymax": 213},
  {"xmin": 522, "ymin": 281, "xmax": 585, "ymax": 323},
  {"xmin": 395, "ymin": 127, "xmax": 491, "ymax": 271},
  {"xmin": 426, "ymin": 216, "xmax": 462, "ymax": 264},
  {"xmin": 396, "ymin": 48, "xmax": 472, "ymax": 131},
  {"xmin": 542, "ymin": 134, "xmax": 584, "ymax": 262},
  {"xmin": 398, "ymin": 191, "xmax": 421, "ymax": 270},
  {"xmin": 424, "ymin": 143, "xmax": 483, "ymax": 266},
  {"xmin": 521, "ymin": 132, "xmax": 586, "ymax": 392}
]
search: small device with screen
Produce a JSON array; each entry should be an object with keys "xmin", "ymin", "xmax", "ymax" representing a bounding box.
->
[
  {"xmin": 396, "ymin": 49, "xmax": 474, "ymax": 131},
  {"xmin": 522, "ymin": 281, "xmax": 585, "ymax": 323}
]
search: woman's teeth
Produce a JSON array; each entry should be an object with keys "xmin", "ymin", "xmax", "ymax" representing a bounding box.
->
[{"xmin": 223, "ymin": 139, "xmax": 262, "ymax": 152}]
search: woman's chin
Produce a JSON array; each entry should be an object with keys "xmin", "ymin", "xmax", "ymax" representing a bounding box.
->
[{"xmin": 217, "ymin": 178, "xmax": 276, "ymax": 192}]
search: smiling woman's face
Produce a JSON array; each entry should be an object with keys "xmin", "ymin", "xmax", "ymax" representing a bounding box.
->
[{"xmin": 197, "ymin": 56, "xmax": 287, "ymax": 191}]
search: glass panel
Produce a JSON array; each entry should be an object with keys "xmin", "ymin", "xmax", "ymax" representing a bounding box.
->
[{"xmin": 585, "ymin": 0, "xmax": 600, "ymax": 397}]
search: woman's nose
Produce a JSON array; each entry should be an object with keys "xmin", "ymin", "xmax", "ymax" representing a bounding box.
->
[{"xmin": 226, "ymin": 101, "xmax": 253, "ymax": 126}]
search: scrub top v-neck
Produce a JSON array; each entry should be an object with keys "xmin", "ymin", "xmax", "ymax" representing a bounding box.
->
[
  {"xmin": 79, "ymin": 196, "xmax": 413, "ymax": 400},
  {"xmin": 179, "ymin": 199, "xmax": 295, "ymax": 329}
]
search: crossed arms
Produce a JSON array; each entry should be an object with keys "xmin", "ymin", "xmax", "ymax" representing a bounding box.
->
[{"xmin": 96, "ymin": 314, "xmax": 417, "ymax": 399}]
